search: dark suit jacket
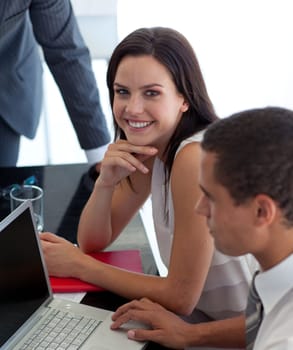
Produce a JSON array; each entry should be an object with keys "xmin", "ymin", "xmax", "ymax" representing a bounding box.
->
[{"xmin": 0, "ymin": 0, "xmax": 110, "ymax": 149}]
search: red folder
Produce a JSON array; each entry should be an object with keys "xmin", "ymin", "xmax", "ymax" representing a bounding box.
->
[{"xmin": 50, "ymin": 250, "xmax": 143, "ymax": 293}]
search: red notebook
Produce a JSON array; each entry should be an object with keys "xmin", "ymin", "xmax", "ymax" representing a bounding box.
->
[{"xmin": 50, "ymin": 250, "xmax": 143, "ymax": 293}]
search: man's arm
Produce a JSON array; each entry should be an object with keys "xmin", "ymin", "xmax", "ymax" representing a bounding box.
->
[
  {"xmin": 183, "ymin": 315, "xmax": 245, "ymax": 349},
  {"xmin": 111, "ymin": 298, "xmax": 246, "ymax": 349},
  {"xmin": 29, "ymin": 0, "xmax": 110, "ymax": 157}
]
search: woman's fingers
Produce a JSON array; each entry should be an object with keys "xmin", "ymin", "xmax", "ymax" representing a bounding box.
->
[
  {"xmin": 106, "ymin": 142, "xmax": 157, "ymax": 172},
  {"xmin": 98, "ymin": 142, "xmax": 158, "ymax": 186}
]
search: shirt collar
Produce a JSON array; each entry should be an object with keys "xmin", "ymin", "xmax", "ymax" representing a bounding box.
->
[{"xmin": 254, "ymin": 253, "xmax": 293, "ymax": 315}]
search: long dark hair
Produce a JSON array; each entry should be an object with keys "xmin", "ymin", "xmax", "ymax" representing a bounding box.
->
[{"xmin": 107, "ymin": 27, "xmax": 218, "ymax": 184}]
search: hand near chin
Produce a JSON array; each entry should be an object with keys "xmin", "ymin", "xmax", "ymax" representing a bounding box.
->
[
  {"xmin": 111, "ymin": 298, "xmax": 187, "ymax": 349},
  {"xmin": 98, "ymin": 140, "xmax": 158, "ymax": 187}
]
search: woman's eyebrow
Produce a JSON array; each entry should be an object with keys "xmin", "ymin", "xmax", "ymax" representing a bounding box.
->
[
  {"xmin": 113, "ymin": 82, "xmax": 127, "ymax": 88},
  {"xmin": 114, "ymin": 82, "xmax": 163, "ymax": 89}
]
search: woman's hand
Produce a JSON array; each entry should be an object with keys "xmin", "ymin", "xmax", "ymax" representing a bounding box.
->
[
  {"xmin": 111, "ymin": 298, "xmax": 188, "ymax": 349},
  {"xmin": 98, "ymin": 140, "xmax": 157, "ymax": 188},
  {"xmin": 40, "ymin": 232, "xmax": 86, "ymax": 278}
]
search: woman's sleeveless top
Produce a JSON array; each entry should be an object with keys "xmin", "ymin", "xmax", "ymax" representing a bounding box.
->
[{"xmin": 151, "ymin": 132, "xmax": 257, "ymax": 321}]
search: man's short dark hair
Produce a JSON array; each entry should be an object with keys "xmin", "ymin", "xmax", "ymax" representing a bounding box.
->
[{"xmin": 201, "ymin": 106, "xmax": 293, "ymax": 226}]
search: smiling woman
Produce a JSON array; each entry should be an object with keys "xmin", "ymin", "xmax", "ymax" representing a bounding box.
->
[
  {"xmin": 112, "ymin": 55, "xmax": 188, "ymax": 152},
  {"xmin": 18, "ymin": 0, "xmax": 293, "ymax": 167},
  {"xmin": 40, "ymin": 26, "xmax": 256, "ymax": 350}
]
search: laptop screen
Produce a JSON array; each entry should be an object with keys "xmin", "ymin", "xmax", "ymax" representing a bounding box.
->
[{"xmin": 0, "ymin": 204, "xmax": 50, "ymax": 347}]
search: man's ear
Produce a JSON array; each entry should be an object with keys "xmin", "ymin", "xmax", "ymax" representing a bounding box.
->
[{"xmin": 254, "ymin": 194, "xmax": 277, "ymax": 226}]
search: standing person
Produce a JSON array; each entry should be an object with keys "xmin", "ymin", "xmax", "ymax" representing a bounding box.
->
[
  {"xmin": 0, "ymin": 0, "xmax": 110, "ymax": 168},
  {"xmin": 111, "ymin": 106, "xmax": 293, "ymax": 350},
  {"xmin": 41, "ymin": 27, "xmax": 256, "ymax": 349}
]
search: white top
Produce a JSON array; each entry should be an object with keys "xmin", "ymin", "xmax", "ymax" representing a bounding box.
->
[
  {"xmin": 254, "ymin": 254, "xmax": 293, "ymax": 350},
  {"xmin": 151, "ymin": 132, "xmax": 257, "ymax": 321}
]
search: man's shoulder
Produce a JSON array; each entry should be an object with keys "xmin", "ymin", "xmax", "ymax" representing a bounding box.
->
[{"xmin": 255, "ymin": 288, "xmax": 293, "ymax": 349}]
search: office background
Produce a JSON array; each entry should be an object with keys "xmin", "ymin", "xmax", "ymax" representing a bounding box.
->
[
  {"xmin": 15, "ymin": 0, "xmax": 293, "ymax": 276},
  {"xmin": 18, "ymin": 0, "xmax": 293, "ymax": 167}
]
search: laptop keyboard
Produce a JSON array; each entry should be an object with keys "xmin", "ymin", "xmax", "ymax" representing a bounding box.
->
[{"xmin": 20, "ymin": 309, "xmax": 102, "ymax": 349}]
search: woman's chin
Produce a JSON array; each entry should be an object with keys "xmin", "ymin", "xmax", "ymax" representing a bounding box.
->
[{"xmin": 125, "ymin": 135, "xmax": 152, "ymax": 147}]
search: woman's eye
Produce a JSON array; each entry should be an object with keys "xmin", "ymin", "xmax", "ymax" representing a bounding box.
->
[
  {"xmin": 114, "ymin": 88, "xmax": 129, "ymax": 95},
  {"xmin": 145, "ymin": 90, "xmax": 159, "ymax": 97}
]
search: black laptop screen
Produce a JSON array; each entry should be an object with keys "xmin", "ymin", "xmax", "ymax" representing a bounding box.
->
[{"xmin": 0, "ymin": 206, "xmax": 50, "ymax": 346}]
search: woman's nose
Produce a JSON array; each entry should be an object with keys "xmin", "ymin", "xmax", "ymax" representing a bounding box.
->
[{"xmin": 125, "ymin": 95, "xmax": 144, "ymax": 115}]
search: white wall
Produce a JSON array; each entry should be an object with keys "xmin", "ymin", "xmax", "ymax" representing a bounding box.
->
[{"xmin": 117, "ymin": 0, "xmax": 293, "ymax": 117}]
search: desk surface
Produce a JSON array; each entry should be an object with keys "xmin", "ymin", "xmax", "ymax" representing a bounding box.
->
[{"xmin": 0, "ymin": 163, "xmax": 168, "ymax": 350}]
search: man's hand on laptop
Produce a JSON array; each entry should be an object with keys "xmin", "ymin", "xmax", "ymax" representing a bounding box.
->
[{"xmin": 111, "ymin": 297, "xmax": 188, "ymax": 349}]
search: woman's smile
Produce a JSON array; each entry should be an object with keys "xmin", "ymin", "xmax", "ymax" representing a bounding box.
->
[{"xmin": 127, "ymin": 119, "xmax": 154, "ymax": 129}]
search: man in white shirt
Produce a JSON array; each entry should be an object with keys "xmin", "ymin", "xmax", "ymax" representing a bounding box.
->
[
  {"xmin": 197, "ymin": 106, "xmax": 293, "ymax": 350},
  {"xmin": 111, "ymin": 106, "xmax": 293, "ymax": 349}
]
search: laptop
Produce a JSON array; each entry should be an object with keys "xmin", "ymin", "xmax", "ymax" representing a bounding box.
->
[{"xmin": 0, "ymin": 200, "xmax": 147, "ymax": 350}]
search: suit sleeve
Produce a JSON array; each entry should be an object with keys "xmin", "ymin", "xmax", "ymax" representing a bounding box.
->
[{"xmin": 28, "ymin": 0, "xmax": 111, "ymax": 150}]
